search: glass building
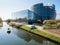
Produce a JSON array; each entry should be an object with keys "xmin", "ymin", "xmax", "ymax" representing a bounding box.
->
[
  {"xmin": 31, "ymin": 3, "xmax": 56, "ymax": 21},
  {"xmin": 12, "ymin": 10, "xmax": 28, "ymax": 19},
  {"xmin": 12, "ymin": 9, "xmax": 36, "ymax": 24},
  {"xmin": 12, "ymin": 3, "xmax": 56, "ymax": 24}
]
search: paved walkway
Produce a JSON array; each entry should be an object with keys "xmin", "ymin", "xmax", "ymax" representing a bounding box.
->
[{"xmin": 43, "ymin": 29, "xmax": 60, "ymax": 37}]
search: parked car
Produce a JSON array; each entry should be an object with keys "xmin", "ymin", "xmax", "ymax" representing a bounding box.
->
[{"xmin": 30, "ymin": 25, "xmax": 36, "ymax": 29}]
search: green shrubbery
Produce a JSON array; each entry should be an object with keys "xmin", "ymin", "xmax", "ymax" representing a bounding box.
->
[
  {"xmin": 9, "ymin": 22, "xmax": 22, "ymax": 28},
  {"xmin": 0, "ymin": 23, "xmax": 3, "ymax": 27},
  {"xmin": 43, "ymin": 20, "xmax": 60, "ymax": 28},
  {"xmin": 0, "ymin": 17, "xmax": 3, "ymax": 27},
  {"xmin": 57, "ymin": 23, "xmax": 60, "ymax": 28},
  {"xmin": 6, "ymin": 19, "xmax": 12, "ymax": 24}
]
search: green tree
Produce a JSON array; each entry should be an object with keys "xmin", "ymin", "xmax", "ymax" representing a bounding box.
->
[{"xmin": 6, "ymin": 19, "xmax": 11, "ymax": 23}]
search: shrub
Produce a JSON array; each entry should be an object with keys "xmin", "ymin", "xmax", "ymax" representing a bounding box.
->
[
  {"xmin": 57, "ymin": 23, "xmax": 60, "ymax": 28},
  {"xmin": 43, "ymin": 20, "xmax": 60, "ymax": 28},
  {"xmin": 6, "ymin": 19, "xmax": 11, "ymax": 23},
  {"xmin": 43, "ymin": 20, "xmax": 57, "ymax": 24}
]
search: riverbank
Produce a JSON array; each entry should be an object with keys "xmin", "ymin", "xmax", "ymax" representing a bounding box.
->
[
  {"xmin": 0, "ymin": 22, "xmax": 3, "ymax": 27},
  {"xmin": 20, "ymin": 25, "xmax": 60, "ymax": 43},
  {"xmin": 8, "ymin": 22, "xmax": 60, "ymax": 43}
]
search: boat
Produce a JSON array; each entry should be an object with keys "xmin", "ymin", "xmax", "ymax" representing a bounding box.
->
[{"xmin": 7, "ymin": 28, "xmax": 11, "ymax": 34}]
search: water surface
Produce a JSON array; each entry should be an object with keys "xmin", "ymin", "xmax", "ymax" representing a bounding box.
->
[{"xmin": 0, "ymin": 22, "xmax": 59, "ymax": 45}]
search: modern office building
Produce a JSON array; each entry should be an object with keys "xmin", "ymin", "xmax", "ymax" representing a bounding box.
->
[
  {"xmin": 31, "ymin": 3, "xmax": 56, "ymax": 21},
  {"xmin": 12, "ymin": 3, "xmax": 56, "ymax": 24},
  {"xmin": 12, "ymin": 9, "xmax": 37, "ymax": 24},
  {"xmin": 12, "ymin": 10, "xmax": 28, "ymax": 19}
]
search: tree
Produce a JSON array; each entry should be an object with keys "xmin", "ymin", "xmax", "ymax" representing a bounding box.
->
[
  {"xmin": 0, "ymin": 17, "xmax": 2, "ymax": 23},
  {"xmin": 37, "ymin": 19, "xmax": 41, "ymax": 23},
  {"xmin": 37, "ymin": 19, "xmax": 43, "ymax": 24},
  {"xmin": 6, "ymin": 19, "xmax": 11, "ymax": 23}
]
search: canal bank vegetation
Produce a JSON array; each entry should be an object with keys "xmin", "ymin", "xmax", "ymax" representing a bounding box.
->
[
  {"xmin": 0, "ymin": 17, "xmax": 3, "ymax": 27},
  {"xmin": 0, "ymin": 22, "xmax": 3, "ymax": 27},
  {"xmin": 8, "ymin": 22, "xmax": 60, "ymax": 43},
  {"xmin": 43, "ymin": 20, "xmax": 60, "ymax": 29},
  {"xmin": 6, "ymin": 19, "xmax": 12, "ymax": 24},
  {"xmin": 6, "ymin": 19, "xmax": 20, "ymax": 28},
  {"xmin": 8, "ymin": 22, "xmax": 21, "ymax": 28}
]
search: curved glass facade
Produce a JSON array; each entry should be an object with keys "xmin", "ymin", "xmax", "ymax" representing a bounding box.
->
[
  {"xmin": 31, "ymin": 3, "xmax": 56, "ymax": 21},
  {"xmin": 12, "ymin": 9, "xmax": 36, "ymax": 24}
]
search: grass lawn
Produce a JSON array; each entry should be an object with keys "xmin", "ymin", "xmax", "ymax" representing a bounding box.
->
[
  {"xmin": 20, "ymin": 25, "xmax": 30, "ymax": 30},
  {"xmin": 0, "ymin": 23, "xmax": 3, "ymax": 27},
  {"xmin": 20, "ymin": 25, "xmax": 60, "ymax": 43}
]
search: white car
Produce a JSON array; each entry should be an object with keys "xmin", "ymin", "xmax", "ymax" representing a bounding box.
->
[{"xmin": 30, "ymin": 25, "xmax": 36, "ymax": 29}]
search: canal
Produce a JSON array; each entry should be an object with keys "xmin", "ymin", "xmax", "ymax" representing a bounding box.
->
[{"xmin": 0, "ymin": 22, "xmax": 59, "ymax": 45}]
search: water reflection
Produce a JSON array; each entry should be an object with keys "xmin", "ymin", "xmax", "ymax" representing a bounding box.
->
[
  {"xmin": 13, "ymin": 28, "xmax": 32, "ymax": 42},
  {"xmin": 13, "ymin": 28, "xmax": 60, "ymax": 45}
]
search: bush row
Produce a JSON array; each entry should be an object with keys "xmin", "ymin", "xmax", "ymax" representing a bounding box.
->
[{"xmin": 43, "ymin": 20, "xmax": 60, "ymax": 28}]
